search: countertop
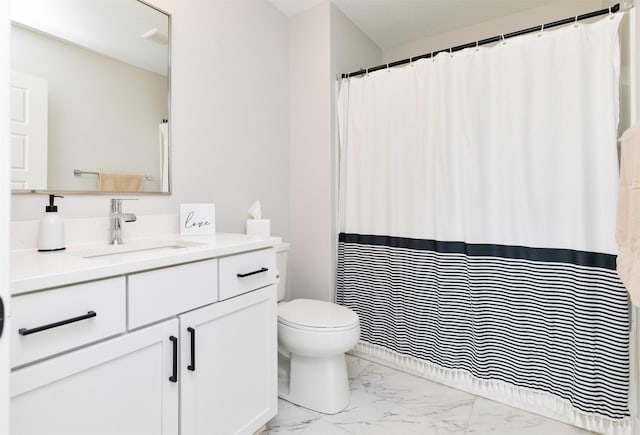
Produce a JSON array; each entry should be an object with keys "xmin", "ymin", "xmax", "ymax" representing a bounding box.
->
[{"xmin": 11, "ymin": 233, "xmax": 281, "ymax": 296}]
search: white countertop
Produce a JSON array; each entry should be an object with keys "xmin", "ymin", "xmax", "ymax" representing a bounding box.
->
[{"xmin": 11, "ymin": 233, "xmax": 281, "ymax": 296}]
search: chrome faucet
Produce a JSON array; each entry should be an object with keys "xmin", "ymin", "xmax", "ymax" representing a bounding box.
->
[{"xmin": 110, "ymin": 198, "xmax": 138, "ymax": 245}]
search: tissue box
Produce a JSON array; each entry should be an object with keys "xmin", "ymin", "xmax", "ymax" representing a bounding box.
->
[{"xmin": 246, "ymin": 219, "xmax": 270, "ymax": 237}]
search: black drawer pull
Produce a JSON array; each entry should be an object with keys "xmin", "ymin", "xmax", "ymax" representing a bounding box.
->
[
  {"xmin": 187, "ymin": 327, "xmax": 196, "ymax": 371},
  {"xmin": 18, "ymin": 311, "xmax": 97, "ymax": 336},
  {"xmin": 236, "ymin": 267, "xmax": 268, "ymax": 278},
  {"xmin": 169, "ymin": 336, "xmax": 178, "ymax": 383},
  {"xmin": 0, "ymin": 296, "xmax": 4, "ymax": 339}
]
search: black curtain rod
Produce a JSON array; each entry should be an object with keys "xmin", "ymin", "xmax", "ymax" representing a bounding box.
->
[{"xmin": 342, "ymin": 3, "xmax": 621, "ymax": 79}]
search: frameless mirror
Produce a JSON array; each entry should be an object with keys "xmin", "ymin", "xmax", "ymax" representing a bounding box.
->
[{"xmin": 10, "ymin": 0, "xmax": 170, "ymax": 194}]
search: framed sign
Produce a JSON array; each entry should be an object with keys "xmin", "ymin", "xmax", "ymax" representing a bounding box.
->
[{"xmin": 180, "ymin": 203, "xmax": 215, "ymax": 235}]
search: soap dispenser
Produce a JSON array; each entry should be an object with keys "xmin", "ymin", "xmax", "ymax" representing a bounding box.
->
[{"xmin": 38, "ymin": 195, "xmax": 65, "ymax": 252}]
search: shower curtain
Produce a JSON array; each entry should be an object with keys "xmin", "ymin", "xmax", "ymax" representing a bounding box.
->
[{"xmin": 337, "ymin": 15, "xmax": 629, "ymax": 435}]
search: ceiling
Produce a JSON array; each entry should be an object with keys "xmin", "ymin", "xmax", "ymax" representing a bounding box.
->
[{"xmin": 267, "ymin": 0, "xmax": 600, "ymax": 51}]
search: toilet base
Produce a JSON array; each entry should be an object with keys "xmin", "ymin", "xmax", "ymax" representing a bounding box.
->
[{"xmin": 278, "ymin": 353, "xmax": 350, "ymax": 414}]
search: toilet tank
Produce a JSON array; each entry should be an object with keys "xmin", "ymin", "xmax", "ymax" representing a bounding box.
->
[{"xmin": 275, "ymin": 242, "xmax": 290, "ymax": 301}]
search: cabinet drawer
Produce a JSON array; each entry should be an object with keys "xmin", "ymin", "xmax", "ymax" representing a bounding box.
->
[
  {"xmin": 11, "ymin": 277, "xmax": 126, "ymax": 368},
  {"xmin": 219, "ymin": 249, "xmax": 276, "ymax": 300},
  {"xmin": 128, "ymin": 259, "xmax": 218, "ymax": 329}
]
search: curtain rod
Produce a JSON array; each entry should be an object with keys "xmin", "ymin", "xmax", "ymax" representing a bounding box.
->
[{"xmin": 341, "ymin": 3, "xmax": 622, "ymax": 79}]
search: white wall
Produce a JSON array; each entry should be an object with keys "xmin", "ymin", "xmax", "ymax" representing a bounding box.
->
[
  {"xmin": 12, "ymin": 26, "xmax": 167, "ymax": 192},
  {"xmin": 330, "ymin": 4, "xmax": 381, "ymax": 77},
  {"xmin": 288, "ymin": 1, "xmax": 380, "ymax": 302},
  {"xmin": 10, "ymin": 0, "xmax": 290, "ymax": 241},
  {"xmin": 289, "ymin": 2, "xmax": 332, "ymax": 301},
  {"xmin": 0, "ymin": 0, "xmax": 10, "ymax": 430}
]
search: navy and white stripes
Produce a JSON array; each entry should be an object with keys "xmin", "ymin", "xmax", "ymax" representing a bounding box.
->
[{"xmin": 337, "ymin": 233, "xmax": 630, "ymax": 420}]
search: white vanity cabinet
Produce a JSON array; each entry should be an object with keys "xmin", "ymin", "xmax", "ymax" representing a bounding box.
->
[{"xmin": 9, "ymin": 242, "xmax": 278, "ymax": 435}]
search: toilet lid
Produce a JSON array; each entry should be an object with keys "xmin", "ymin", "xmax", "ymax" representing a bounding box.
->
[{"xmin": 278, "ymin": 299, "xmax": 359, "ymax": 329}]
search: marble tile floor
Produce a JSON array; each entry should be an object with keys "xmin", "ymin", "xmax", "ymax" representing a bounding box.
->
[{"xmin": 265, "ymin": 355, "xmax": 596, "ymax": 435}]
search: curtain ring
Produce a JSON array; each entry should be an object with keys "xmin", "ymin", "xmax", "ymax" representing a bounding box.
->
[
  {"xmin": 387, "ymin": 63, "xmax": 390, "ymax": 72},
  {"xmin": 366, "ymin": 67, "xmax": 369, "ymax": 76},
  {"xmin": 475, "ymin": 40, "xmax": 479, "ymax": 51},
  {"xmin": 501, "ymin": 34, "xmax": 506, "ymax": 45},
  {"xmin": 431, "ymin": 51, "xmax": 435, "ymax": 62},
  {"xmin": 574, "ymin": 15, "xmax": 578, "ymax": 27},
  {"xmin": 409, "ymin": 57, "xmax": 413, "ymax": 67},
  {"xmin": 449, "ymin": 47, "xmax": 453, "ymax": 57},
  {"xmin": 538, "ymin": 24, "xmax": 544, "ymax": 37},
  {"xmin": 609, "ymin": 6, "xmax": 615, "ymax": 19}
]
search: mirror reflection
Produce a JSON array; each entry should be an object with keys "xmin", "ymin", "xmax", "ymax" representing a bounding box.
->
[{"xmin": 10, "ymin": 0, "xmax": 170, "ymax": 193}]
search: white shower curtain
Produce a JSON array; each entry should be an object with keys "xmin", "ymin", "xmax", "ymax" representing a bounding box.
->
[
  {"xmin": 159, "ymin": 121, "xmax": 169, "ymax": 192},
  {"xmin": 337, "ymin": 14, "xmax": 629, "ymax": 435}
]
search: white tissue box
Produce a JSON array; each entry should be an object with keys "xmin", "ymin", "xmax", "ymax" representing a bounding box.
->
[{"xmin": 246, "ymin": 219, "xmax": 270, "ymax": 237}]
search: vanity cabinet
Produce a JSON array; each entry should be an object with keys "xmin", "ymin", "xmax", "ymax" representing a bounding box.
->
[{"xmin": 9, "ymin": 245, "xmax": 278, "ymax": 435}]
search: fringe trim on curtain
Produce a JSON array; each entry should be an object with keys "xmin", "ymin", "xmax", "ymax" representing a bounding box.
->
[{"xmin": 351, "ymin": 341, "xmax": 631, "ymax": 435}]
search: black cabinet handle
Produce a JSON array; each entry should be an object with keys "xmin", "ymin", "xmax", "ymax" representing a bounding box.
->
[
  {"xmin": 236, "ymin": 267, "xmax": 268, "ymax": 278},
  {"xmin": 0, "ymin": 296, "xmax": 4, "ymax": 339},
  {"xmin": 187, "ymin": 327, "xmax": 196, "ymax": 371},
  {"xmin": 169, "ymin": 336, "xmax": 178, "ymax": 383},
  {"xmin": 18, "ymin": 311, "xmax": 97, "ymax": 336}
]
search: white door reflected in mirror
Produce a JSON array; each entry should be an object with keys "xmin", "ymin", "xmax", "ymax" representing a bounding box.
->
[{"xmin": 10, "ymin": 71, "xmax": 48, "ymax": 191}]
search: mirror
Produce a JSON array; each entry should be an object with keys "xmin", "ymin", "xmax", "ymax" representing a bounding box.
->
[{"xmin": 10, "ymin": 0, "xmax": 170, "ymax": 194}]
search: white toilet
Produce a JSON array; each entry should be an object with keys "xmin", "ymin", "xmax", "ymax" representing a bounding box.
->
[{"xmin": 275, "ymin": 243, "xmax": 360, "ymax": 414}]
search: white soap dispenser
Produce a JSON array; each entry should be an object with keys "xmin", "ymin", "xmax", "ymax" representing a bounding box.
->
[{"xmin": 38, "ymin": 194, "xmax": 65, "ymax": 252}]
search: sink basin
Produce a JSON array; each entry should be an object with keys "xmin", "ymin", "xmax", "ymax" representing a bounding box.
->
[{"xmin": 73, "ymin": 240, "xmax": 205, "ymax": 259}]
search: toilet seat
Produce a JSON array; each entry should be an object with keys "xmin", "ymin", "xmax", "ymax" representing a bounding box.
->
[{"xmin": 278, "ymin": 299, "xmax": 358, "ymax": 332}]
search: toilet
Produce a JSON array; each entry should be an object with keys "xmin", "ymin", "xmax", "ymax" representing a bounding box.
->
[{"xmin": 275, "ymin": 243, "xmax": 360, "ymax": 414}]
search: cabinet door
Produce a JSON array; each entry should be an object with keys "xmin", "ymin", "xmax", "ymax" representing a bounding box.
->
[
  {"xmin": 11, "ymin": 319, "xmax": 179, "ymax": 435},
  {"xmin": 180, "ymin": 286, "xmax": 277, "ymax": 435}
]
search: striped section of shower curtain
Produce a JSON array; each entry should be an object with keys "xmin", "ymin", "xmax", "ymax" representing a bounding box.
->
[
  {"xmin": 337, "ymin": 235, "xmax": 629, "ymax": 417},
  {"xmin": 336, "ymin": 14, "xmax": 629, "ymax": 435}
]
